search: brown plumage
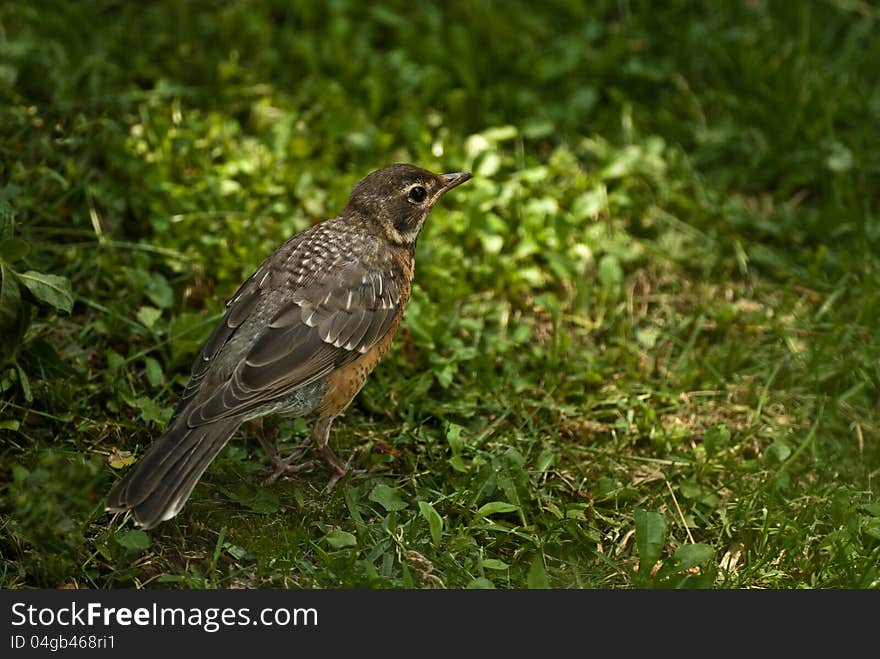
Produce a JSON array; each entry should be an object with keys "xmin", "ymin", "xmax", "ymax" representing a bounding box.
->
[{"xmin": 106, "ymin": 163, "xmax": 471, "ymax": 529}]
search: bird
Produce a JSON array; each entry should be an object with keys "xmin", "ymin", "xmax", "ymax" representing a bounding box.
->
[{"xmin": 106, "ymin": 163, "xmax": 471, "ymax": 529}]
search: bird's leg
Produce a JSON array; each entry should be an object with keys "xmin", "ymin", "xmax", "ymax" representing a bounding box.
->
[
  {"xmin": 253, "ymin": 417, "xmax": 278, "ymax": 460},
  {"xmin": 255, "ymin": 418, "xmax": 315, "ymax": 486},
  {"xmin": 312, "ymin": 416, "xmax": 364, "ymax": 493}
]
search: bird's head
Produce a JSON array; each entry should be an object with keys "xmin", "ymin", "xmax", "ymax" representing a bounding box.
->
[{"xmin": 344, "ymin": 163, "xmax": 471, "ymax": 248}]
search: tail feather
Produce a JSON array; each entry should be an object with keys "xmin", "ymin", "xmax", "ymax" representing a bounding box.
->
[{"xmin": 107, "ymin": 418, "xmax": 240, "ymax": 529}]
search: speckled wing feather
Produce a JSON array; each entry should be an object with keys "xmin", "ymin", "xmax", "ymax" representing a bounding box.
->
[{"xmin": 178, "ymin": 221, "xmax": 406, "ymax": 427}]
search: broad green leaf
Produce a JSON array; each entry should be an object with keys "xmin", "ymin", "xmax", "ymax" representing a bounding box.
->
[
  {"xmin": 476, "ymin": 501, "xmax": 518, "ymax": 517},
  {"xmin": 16, "ymin": 363, "xmax": 31, "ymax": 402},
  {"xmin": 106, "ymin": 349, "xmax": 126, "ymax": 372},
  {"xmin": 245, "ymin": 490, "xmax": 279, "ymax": 514},
  {"xmin": 226, "ymin": 486, "xmax": 280, "ymax": 514},
  {"xmin": 636, "ymin": 328, "xmax": 659, "ymax": 349},
  {"xmin": 525, "ymin": 196, "xmax": 559, "ymax": 218},
  {"xmin": 0, "ymin": 238, "xmax": 30, "ymax": 263},
  {"xmin": 527, "ymin": 554, "xmax": 549, "ymax": 589},
  {"xmin": 418, "ymin": 501, "xmax": 443, "ymax": 547},
  {"xmin": 445, "ymin": 422, "xmax": 466, "ymax": 454},
  {"xmin": 16, "ymin": 270, "xmax": 73, "ymax": 314},
  {"xmin": 598, "ymin": 254, "xmax": 623, "ymax": 295},
  {"xmin": 146, "ymin": 274, "xmax": 174, "ymax": 309},
  {"xmin": 503, "ymin": 446, "xmax": 526, "ymax": 468},
  {"xmin": 571, "ymin": 187, "xmax": 606, "ymax": 221},
  {"xmin": 144, "ymin": 357, "xmax": 163, "ymax": 387},
  {"xmin": 323, "ymin": 530, "xmax": 357, "ymax": 549},
  {"xmin": 480, "ymin": 559, "xmax": 509, "ymax": 571},
  {"xmin": 134, "ymin": 396, "xmax": 171, "ymax": 425},
  {"xmin": 704, "ymin": 424, "xmax": 732, "ymax": 454},
  {"xmin": 0, "ymin": 263, "xmax": 21, "ymax": 328},
  {"xmin": 522, "ymin": 119, "xmax": 554, "ymax": 139},
  {"xmin": 369, "ymin": 483, "xmax": 408, "ymax": 512},
  {"xmin": 117, "ymin": 530, "xmax": 150, "ymax": 551},
  {"xmin": 826, "ymin": 142, "xmax": 853, "ymax": 172},
  {"xmin": 479, "ymin": 232, "xmax": 504, "ymax": 254},
  {"xmin": 481, "ymin": 125, "xmax": 518, "ymax": 142},
  {"xmin": 447, "ymin": 456, "xmax": 468, "ymax": 473},
  {"xmin": 137, "ymin": 305, "xmax": 162, "ymax": 329},
  {"xmin": 0, "ymin": 419, "xmax": 20, "ymax": 431},
  {"xmin": 600, "ymin": 144, "xmax": 643, "ymax": 180},
  {"xmin": 672, "ymin": 544, "xmax": 715, "ymax": 570},
  {"xmin": 767, "ymin": 439, "xmax": 792, "ymax": 463},
  {"xmin": 466, "ymin": 577, "xmax": 495, "ymax": 589},
  {"xmin": 465, "ymin": 133, "xmax": 491, "ymax": 159},
  {"xmin": 635, "ymin": 509, "xmax": 666, "ymax": 578},
  {"xmin": 536, "ymin": 448, "xmax": 555, "ymax": 474},
  {"xmin": 476, "ymin": 151, "xmax": 501, "ymax": 177}
]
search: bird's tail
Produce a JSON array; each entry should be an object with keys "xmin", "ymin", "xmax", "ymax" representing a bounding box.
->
[{"xmin": 106, "ymin": 418, "xmax": 240, "ymax": 529}]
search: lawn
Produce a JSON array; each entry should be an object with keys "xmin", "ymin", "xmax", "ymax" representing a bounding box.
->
[{"xmin": 1, "ymin": 0, "xmax": 878, "ymax": 589}]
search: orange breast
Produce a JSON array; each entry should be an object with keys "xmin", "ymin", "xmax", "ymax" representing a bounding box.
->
[
  {"xmin": 319, "ymin": 248, "xmax": 413, "ymax": 417},
  {"xmin": 319, "ymin": 312, "xmax": 404, "ymax": 416}
]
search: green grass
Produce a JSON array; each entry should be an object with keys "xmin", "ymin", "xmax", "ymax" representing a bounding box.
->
[{"xmin": 1, "ymin": 0, "xmax": 878, "ymax": 589}]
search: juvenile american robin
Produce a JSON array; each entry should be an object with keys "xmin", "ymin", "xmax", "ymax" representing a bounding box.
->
[{"xmin": 107, "ymin": 163, "xmax": 471, "ymax": 529}]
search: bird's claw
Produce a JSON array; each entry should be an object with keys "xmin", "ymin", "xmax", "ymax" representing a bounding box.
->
[
  {"xmin": 321, "ymin": 448, "xmax": 365, "ymax": 494},
  {"xmin": 262, "ymin": 450, "xmax": 315, "ymax": 486}
]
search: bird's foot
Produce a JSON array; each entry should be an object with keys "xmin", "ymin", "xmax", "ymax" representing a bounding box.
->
[
  {"xmin": 263, "ymin": 456, "xmax": 316, "ymax": 486},
  {"xmin": 261, "ymin": 437, "xmax": 315, "ymax": 486},
  {"xmin": 321, "ymin": 448, "xmax": 366, "ymax": 494}
]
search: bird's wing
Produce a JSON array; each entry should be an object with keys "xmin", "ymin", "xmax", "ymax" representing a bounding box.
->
[
  {"xmin": 171, "ymin": 234, "xmax": 406, "ymax": 427},
  {"xmin": 168, "ymin": 261, "xmax": 268, "ymax": 424}
]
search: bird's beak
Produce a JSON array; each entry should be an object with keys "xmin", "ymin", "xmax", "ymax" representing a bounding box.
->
[{"xmin": 439, "ymin": 171, "xmax": 473, "ymax": 192}]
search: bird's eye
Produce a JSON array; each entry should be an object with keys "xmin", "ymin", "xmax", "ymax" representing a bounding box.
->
[{"xmin": 407, "ymin": 185, "xmax": 427, "ymax": 203}]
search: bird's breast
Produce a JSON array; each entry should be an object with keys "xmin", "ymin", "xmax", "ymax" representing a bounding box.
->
[{"xmin": 319, "ymin": 285, "xmax": 410, "ymax": 417}]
